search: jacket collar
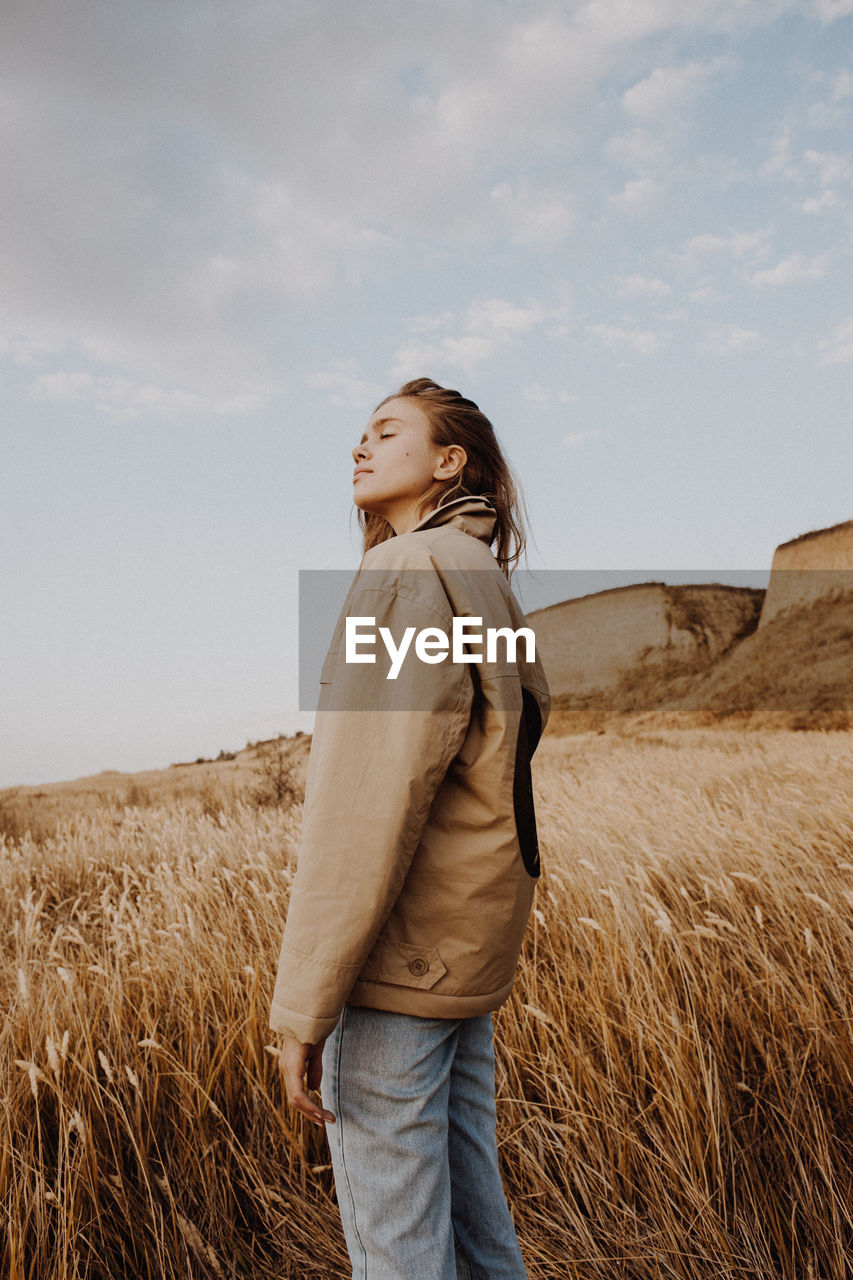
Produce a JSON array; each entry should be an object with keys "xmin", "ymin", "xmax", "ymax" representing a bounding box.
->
[{"xmin": 408, "ymin": 494, "xmax": 497, "ymax": 545}]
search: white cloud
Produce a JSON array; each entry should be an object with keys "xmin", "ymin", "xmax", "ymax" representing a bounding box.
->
[
  {"xmin": 800, "ymin": 190, "xmax": 841, "ymax": 213},
  {"xmin": 762, "ymin": 142, "xmax": 852, "ymax": 194},
  {"xmin": 307, "ymin": 360, "xmax": 386, "ymax": 410},
  {"xmin": 489, "ymin": 181, "xmax": 574, "ymax": 247},
  {"xmin": 616, "ymin": 274, "xmax": 672, "ymax": 299},
  {"xmin": 609, "ymin": 177, "xmax": 662, "ymax": 211},
  {"xmin": 805, "ymin": 49, "xmax": 853, "ymax": 119},
  {"xmin": 523, "ymin": 383, "xmax": 578, "ymax": 407},
  {"xmin": 689, "ymin": 278, "xmax": 724, "ymax": 302},
  {"xmin": 563, "ymin": 429, "xmax": 602, "ymax": 447},
  {"xmin": 0, "ymin": 0, "xmax": 833, "ymax": 411},
  {"xmin": 573, "ymin": 0, "xmax": 797, "ymax": 43},
  {"xmin": 803, "ymin": 149, "xmax": 852, "ymax": 187},
  {"xmin": 606, "ymin": 128, "xmax": 672, "ymax": 172},
  {"xmin": 674, "ymin": 228, "xmax": 774, "ymax": 278},
  {"xmin": 391, "ymin": 299, "xmax": 554, "ymax": 380},
  {"xmin": 0, "ymin": 333, "xmax": 58, "ymax": 365},
  {"xmin": 832, "ymin": 67, "xmax": 853, "ymax": 101},
  {"xmin": 812, "ymin": 0, "xmax": 853, "ymax": 20},
  {"xmin": 622, "ymin": 60, "xmax": 723, "ymax": 120},
  {"xmin": 4, "ymin": 1, "xmax": 598, "ymax": 396},
  {"xmin": 587, "ymin": 323, "xmax": 663, "ymax": 355},
  {"xmin": 749, "ymin": 253, "xmax": 829, "ymax": 286},
  {"xmin": 818, "ymin": 315, "xmax": 853, "ymax": 363},
  {"xmin": 206, "ymin": 174, "xmax": 394, "ymax": 304},
  {"xmin": 760, "ymin": 130, "xmax": 801, "ymax": 182},
  {"xmin": 682, "ymin": 228, "xmax": 772, "ymax": 260},
  {"xmin": 467, "ymin": 299, "xmax": 549, "ymax": 341},
  {"xmin": 391, "ymin": 337, "xmax": 489, "ymax": 382},
  {"xmin": 606, "ymin": 57, "xmax": 730, "ymax": 214},
  {"xmin": 699, "ymin": 325, "xmax": 764, "ymax": 354},
  {"xmin": 29, "ymin": 370, "xmax": 269, "ymax": 419},
  {"xmin": 408, "ymin": 312, "xmax": 456, "ymax": 337}
]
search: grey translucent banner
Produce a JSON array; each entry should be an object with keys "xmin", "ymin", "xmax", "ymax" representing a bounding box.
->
[{"xmin": 299, "ymin": 569, "xmax": 853, "ymax": 715}]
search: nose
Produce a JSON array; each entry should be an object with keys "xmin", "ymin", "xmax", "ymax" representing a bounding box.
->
[{"xmin": 352, "ymin": 440, "xmax": 370, "ymax": 464}]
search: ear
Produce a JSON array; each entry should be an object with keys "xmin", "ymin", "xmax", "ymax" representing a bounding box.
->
[{"xmin": 433, "ymin": 444, "xmax": 467, "ymax": 482}]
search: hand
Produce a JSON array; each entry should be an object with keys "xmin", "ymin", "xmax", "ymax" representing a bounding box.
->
[{"xmin": 278, "ymin": 1035, "xmax": 336, "ymax": 1127}]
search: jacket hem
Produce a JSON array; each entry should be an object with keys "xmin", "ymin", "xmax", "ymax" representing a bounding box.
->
[{"xmin": 345, "ymin": 975, "xmax": 516, "ymax": 1019}]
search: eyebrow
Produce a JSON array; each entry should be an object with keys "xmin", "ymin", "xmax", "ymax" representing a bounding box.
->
[{"xmin": 358, "ymin": 416, "xmax": 402, "ymax": 445}]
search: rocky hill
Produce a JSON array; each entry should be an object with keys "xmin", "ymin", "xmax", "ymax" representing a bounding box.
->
[
  {"xmin": 536, "ymin": 518, "xmax": 852, "ymax": 724},
  {"xmin": 537, "ymin": 589, "xmax": 850, "ymax": 727},
  {"xmin": 759, "ymin": 518, "xmax": 853, "ymax": 627},
  {"xmin": 673, "ymin": 589, "xmax": 853, "ymax": 720},
  {"xmin": 576, "ymin": 590, "xmax": 853, "ymax": 722},
  {"xmin": 530, "ymin": 582, "xmax": 764, "ymax": 709}
]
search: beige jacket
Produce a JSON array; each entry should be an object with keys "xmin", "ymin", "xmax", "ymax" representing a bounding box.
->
[{"xmin": 269, "ymin": 495, "xmax": 551, "ymax": 1044}]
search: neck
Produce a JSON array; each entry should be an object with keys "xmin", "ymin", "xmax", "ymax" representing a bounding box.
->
[{"xmin": 379, "ymin": 497, "xmax": 433, "ymax": 536}]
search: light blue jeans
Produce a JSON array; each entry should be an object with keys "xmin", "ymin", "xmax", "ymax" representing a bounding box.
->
[{"xmin": 321, "ymin": 1005, "xmax": 527, "ymax": 1280}]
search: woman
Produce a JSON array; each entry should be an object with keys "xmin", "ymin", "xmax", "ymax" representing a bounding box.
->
[{"xmin": 271, "ymin": 378, "xmax": 550, "ymax": 1279}]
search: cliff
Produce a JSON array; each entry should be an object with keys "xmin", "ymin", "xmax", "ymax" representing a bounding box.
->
[
  {"xmin": 759, "ymin": 519, "xmax": 853, "ymax": 628},
  {"xmin": 529, "ymin": 582, "xmax": 763, "ymax": 707}
]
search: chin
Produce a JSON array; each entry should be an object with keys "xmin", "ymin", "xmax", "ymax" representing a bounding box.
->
[{"xmin": 353, "ymin": 494, "xmax": 380, "ymax": 516}]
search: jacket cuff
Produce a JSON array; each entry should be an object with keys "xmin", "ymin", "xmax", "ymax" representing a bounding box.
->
[
  {"xmin": 269, "ymin": 942, "xmax": 361, "ymax": 1043},
  {"xmin": 268, "ymin": 999, "xmax": 340, "ymax": 1045}
]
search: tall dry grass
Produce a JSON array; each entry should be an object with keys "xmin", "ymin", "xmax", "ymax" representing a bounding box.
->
[
  {"xmin": 2, "ymin": 802, "xmax": 342, "ymax": 1279},
  {"xmin": 3, "ymin": 728, "xmax": 852, "ymax": 1278}
]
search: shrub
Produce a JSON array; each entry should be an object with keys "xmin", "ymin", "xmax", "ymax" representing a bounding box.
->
[{"xmin": 251, "ymin": 741, "xmax": 304, "ymax": 809}]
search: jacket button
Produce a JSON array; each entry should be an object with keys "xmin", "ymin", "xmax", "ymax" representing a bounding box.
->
[{"xmin": 408, "ymin": 957, "xmax": 428, "ymax": 977}]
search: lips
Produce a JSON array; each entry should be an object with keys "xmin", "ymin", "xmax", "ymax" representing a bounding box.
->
[{"xmin": 353, "ymin": 468, "xmax": 372, "ymax": 479}]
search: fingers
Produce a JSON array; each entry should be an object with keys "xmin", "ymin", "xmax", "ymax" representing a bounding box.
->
[
  {"xmin": 278, "ymin": 1039, "xmax": 336, "ymax": 1127},
  {"xmin": 289, "ymin": 1077, "xmax": 334, "ymax": 1127}
]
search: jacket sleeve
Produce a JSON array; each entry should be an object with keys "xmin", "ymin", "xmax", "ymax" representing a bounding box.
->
[{"xmin": 269, "ymin": 572, "xmax": 474, "ymax": 1043}]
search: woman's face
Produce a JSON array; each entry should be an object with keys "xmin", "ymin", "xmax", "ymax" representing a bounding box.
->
[{"xmin": 352, "ymin": 397, "xmax": 464, "ymax": 534}]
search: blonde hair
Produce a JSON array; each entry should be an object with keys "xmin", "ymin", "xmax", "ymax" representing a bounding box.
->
[{"xmin": 357, "ymin": 378, "xmax": 528, "ymax": 577}]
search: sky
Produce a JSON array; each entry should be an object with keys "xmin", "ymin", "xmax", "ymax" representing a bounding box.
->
[{"xmin": 2, "ymin": 0, "xmax": 852, "ymax": 788}]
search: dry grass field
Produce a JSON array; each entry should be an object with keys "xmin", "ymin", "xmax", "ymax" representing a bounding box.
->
[{"xmin": 3, "ymin": 725, "xmax": 853, "ymax": 1278}]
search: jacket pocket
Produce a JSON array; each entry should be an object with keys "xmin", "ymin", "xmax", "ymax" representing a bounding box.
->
[
  {"xmin": 514, "ymin": 686, "xmax": 543, "ymax": 878},
  {"xmin": 359, "ymin": 938, "xmax": 447, "ymax": 990}
]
